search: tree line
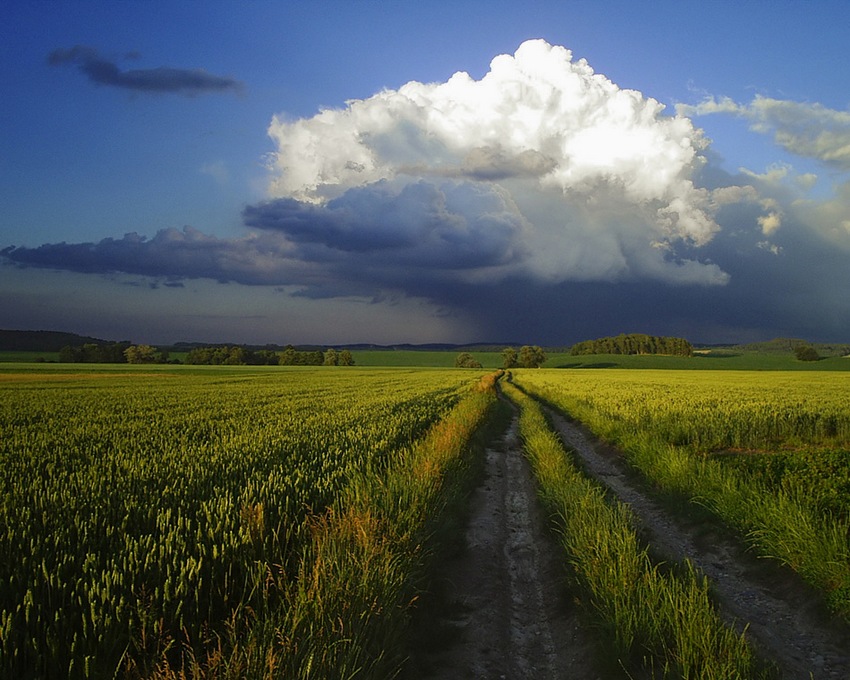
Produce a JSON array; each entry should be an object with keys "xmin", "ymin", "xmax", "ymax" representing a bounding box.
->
[
  {"xmin": 570, "ymin": 334, "xmax": 693, "ymax": 357},
  {"xmin": 59, "ymin": 342, "xmax": 140, "ymax": 363},
  {"xmin": 57, "ymin": 342, "xmax": 354, "ymax": 366}
]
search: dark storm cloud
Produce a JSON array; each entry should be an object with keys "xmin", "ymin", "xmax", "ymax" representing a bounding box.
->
[
  {"xmin": 243, "ymin": 179, "xmax": 530, "ymax": 271},
  {"xmin": 48, "ymin": 46, "xmax": 243, "ymax": 96},
  {"xmin": 0, "ymin": 228, "xmax": 303, "ymax": 286},
  {"xmin": 3, "ymin": 187, "xmax": 850, "ymax": 343}
]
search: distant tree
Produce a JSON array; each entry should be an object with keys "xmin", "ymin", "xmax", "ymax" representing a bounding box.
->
[
  {"xmin": 794, "ymin": 344, "xmax": 820, "ymax": 362},
  {"xmin": 185, "ymin": 345, "xmax": 249, "ymax": 365},
  {"xmin": 502, "ymin": 347, "xmax": 518, "ymax": 369},
  {"xmin": 323, "ymin": 348, "xmax": 338, "ymax": 366},
  {"xmin": 570, "ymin": 334, "xmax": 692, "ymax": 357},
  {"xmin": 223, "ymin": 346, "xmax": 246, "ymax": 365},
  {"xmin": 124, "ymin": 344, "xmax": 158, "ymax": 364},
  {"xmin": 338, "ymin": 349, "xmax": 355, "ymax": 366},
  {"xmin": 280, "ymin": 345, "xmax": 297, "ymax": 365},
  {"xmin": 58, "ymin": 345, "xmax": 80, "ymax": 363},
  {"xmin": 305, "ymin": 350, "xmax": 324, "ymax": 366},
  {"xmin": 282, "ymin": 348, "xmax": 324, "ymax": 365},
  {"xmin": 518, "ymin": 345, "xmax": 547, "ymax": 368},
  {"xmin": 454, "ymin": 352, "xmax": 482, "ymax": 368},
  {"xmin": 185, "ymin": 347, "xmax": 211, "ymax": 364},
  {"xmin": 250, "ymin": 349, "xmax": 279, "ymax": 366},
  {"xmin": 58, "ymin": 341, "xmax": 130, "ymax": 363}
]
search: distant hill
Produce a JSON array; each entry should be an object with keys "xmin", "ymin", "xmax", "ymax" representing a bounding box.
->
[
  {"xmin": 0, "ymin": 330, "xmax": 114, "ymax": 352},
  {"xmin": 0, "ymin": 331, "xmax": 540, "ymax": 354}
]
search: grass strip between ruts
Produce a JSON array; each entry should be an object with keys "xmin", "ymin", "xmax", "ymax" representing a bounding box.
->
[{"xmin": 503, "ymin": 378, "xmax": 773, "ymax": 679}]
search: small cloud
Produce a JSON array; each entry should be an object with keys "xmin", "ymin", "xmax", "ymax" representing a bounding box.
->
[
  {"xmin": 675, "ymin": 96, "xmax": 742, "ymax": 118},
  {"xmin": 756, "ymin": 241, "xmax": 782, "ymax": 255},
  {"xmin": 681, "ymin": 94, "xmax": 850, "ymax": 170},
  {"xmin": 740, "ymin": 163, "xmax": 792, "ymax": 186},
  {"xmin": 757, "ymin": 211, "xmax": 782, "ymax": 236},
  {"xmin": 48, "ymin": 45, "xmax": 244, "ymax": 97}
]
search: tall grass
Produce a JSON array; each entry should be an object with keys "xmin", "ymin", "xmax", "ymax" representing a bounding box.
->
[
  {"xmin": 514, "ymin": 369, "xmax": 850, "ymax": 621},
  {"xmin": 503, "ymin": 380, "xmax": 769, "ymax": 679}
]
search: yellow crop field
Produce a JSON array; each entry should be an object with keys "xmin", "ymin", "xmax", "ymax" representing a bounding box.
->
[{"xmin": 514, "ymin": 369, "xmax": 850, "ymax": 450}]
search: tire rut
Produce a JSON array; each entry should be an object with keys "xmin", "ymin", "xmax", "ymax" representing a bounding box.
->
[
  {"xmin": 407, "ymin": 391, "xmax": 850, "ymax": 679},
  {"xmin": 406, "ymin": 401, "xmax": 602, "ymax": 679},
  {"xmin": 545, "ymin": 406, "xmax": 850, "ymax": 679}
]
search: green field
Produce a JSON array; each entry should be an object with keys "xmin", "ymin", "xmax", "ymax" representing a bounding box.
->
[
  {"xmin": 0, "ymin": 365, "xmax": 494, "ymax": 677},
  {"xmin": 5, "ymin": 347, "xmax": 850, "ymax": 369},
  {"xmin": 551, "ymin": 350, "xmax": 850, "ymax": 370},
  {"xmin": 3, "ymin": 362, "xmax": 849, "ymax": 677},
  {"xmin": 513, "ymin": 368, "xmax": 850, "ymax": 619}
]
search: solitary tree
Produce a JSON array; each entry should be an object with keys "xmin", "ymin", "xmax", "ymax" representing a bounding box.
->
[
  {"xmin": 518, "ymin": 345, "xmax": 547, "ymax": 368},
  {"xmin": 338, "ymin": 349, "xmax": 355, "ymax": 366},
  {"xmin": 502, "ymin": 347, "xmax": 518, "ymax": 368},
  {"xmin": 124, "ymin": 344, "xmax": 158, "ymax": 364},
  {"xmin": 794, "ymin": 344, "xmax": 820, "ymax": 362},
  {"xmin": 454, "ymin": 352, "xmax": 482, "ymax": 368}
]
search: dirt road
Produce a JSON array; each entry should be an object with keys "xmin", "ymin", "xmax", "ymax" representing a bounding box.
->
[
  {"xmin": 405, "ymin": 406, "xmax": 603, "ymax": 679},
  {"xmin": 547, "ymin": 407, "xmax": 850, "ymax": 679},
  {"xmin": 406, "ymin": 393, "xmax": 850, "ymax": 679}
]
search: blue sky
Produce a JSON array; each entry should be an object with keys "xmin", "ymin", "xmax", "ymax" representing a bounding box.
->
[{"xmin": 3, "ymin": 1, "xmax": 850, "ymax": 345}]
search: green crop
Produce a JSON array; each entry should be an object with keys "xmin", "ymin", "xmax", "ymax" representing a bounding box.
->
[
  {"xmin": 0, "ymin": 366, "xmax": 485, "ymax": 677},
  {"xmin": 513, "ymin": 368, "xmax": 850, "ymax": 620},
  {"xmin": 504, "ymin": 380, "xmax": 767, "ymax": 678}
]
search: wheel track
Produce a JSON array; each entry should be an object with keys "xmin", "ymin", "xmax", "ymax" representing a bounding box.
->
[
  {"xmin": 545, "ymin": 405, "xmax": 850, "ymax": 679},
  {"xmin": 407, "ymin": 388, "xmax": 850, "ymax": 679},
  {"xmin": 406, "ymin": 399, "xmax": 601, "ymax": 679}
]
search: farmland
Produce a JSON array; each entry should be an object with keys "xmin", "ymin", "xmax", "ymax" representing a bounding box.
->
[
  {"xmin": 2, "ymin": 362, "xmax": 850, "ymax": 677},
  {"xmin": 0, "ymin": 365, "xmax": 494, "ymax": 677},
  {"xmin": 511, "ymin": 369, "xmax": 850, "ymax": 620}
]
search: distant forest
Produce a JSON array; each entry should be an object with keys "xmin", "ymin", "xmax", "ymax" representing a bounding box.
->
[
  {"xmin": 570, "ymin": 334, "xmax": 693, "ymax": 357},
  {"xmin": 53, "ymin": 342, "xmax": 355, "ymax": 366}
]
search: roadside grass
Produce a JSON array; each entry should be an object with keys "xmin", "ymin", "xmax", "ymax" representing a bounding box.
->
[
  {"xmin": 515, "ymin": 371, "xmax": 850, "ymax": 622},
  {"xmin": 626, "ymin": 435, "xmax": 850, "ymax": 618},
  {"xmin": 503, "ymin": 379, "xmax": 773, "ymax": 679}
]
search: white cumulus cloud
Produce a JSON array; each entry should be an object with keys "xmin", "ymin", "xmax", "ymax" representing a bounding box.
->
[
  {"xmin": 265, "ymin": 39, "xmax": 728, "ymax": 286},
  {"xmin": 679, "ymin": 95, "xmax": 850, "ymax": 170}
]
